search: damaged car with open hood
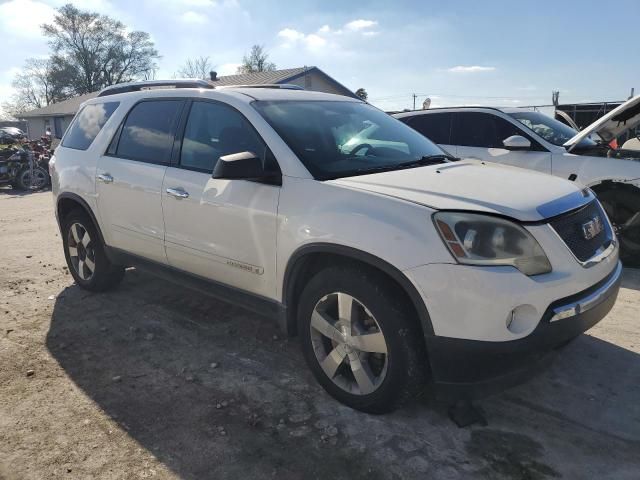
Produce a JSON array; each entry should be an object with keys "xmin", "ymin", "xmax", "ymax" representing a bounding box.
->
[{"xmin": 395, "ymin": 96, "xmax": 640, "ymax": 265}]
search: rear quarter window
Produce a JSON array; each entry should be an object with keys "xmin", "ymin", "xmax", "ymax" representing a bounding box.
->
[
  {"xmin": 62, "ymin": 102, "xmax": 119, "ymax": 150},
  {"xmin": 404, "ymin": 113, "xmax": 452, "ymax": 144}
]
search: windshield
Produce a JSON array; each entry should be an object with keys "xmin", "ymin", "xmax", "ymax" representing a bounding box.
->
[
  {"xmin": 508, "ymin": 111, "xmax": 597, "ymax": 148},
  {"xmin": 252, "ymin": 100, "xmax": 450, "ymax": 180}
]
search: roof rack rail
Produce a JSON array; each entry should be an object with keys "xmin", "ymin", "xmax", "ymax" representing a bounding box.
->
[
  {"xmin": 97, "ymin": 79, "xmax": 213, "ymax": 97},
  {"xmin": 216, "ymin": 83, "xmax": 304, "ymax": 91}
]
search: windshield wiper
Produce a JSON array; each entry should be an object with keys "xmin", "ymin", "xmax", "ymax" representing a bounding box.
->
[
  {"xmin": 323, "ymin": 154, "xmax": 457, "ymax": 180},
  {"xmin": 393, "ymin": 154, "xmax": 458, "ymax": 170}
]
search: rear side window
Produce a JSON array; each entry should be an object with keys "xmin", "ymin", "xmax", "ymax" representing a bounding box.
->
[
  {"xmin": 180, "ymin": 101, "xmax": 264, "ymax": 172},
  {"xmin": 404, "ymin": 113, "xmax": 452, "ymax": 144},
  {"xmin": 62, "ymin": 102, "xmax": 119, "ymax": 150},
  {"xmin": 453, "ymin": 112, "xmax": 524, "ymax": 148},
  {"xmin": 116, "ymin": 100, "xmax": 183, "ymax": 164}
]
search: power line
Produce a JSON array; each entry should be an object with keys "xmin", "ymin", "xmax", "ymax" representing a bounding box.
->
[{"xmin": 370, "ymin": 92, "xmax": 634, "ymax": 103}]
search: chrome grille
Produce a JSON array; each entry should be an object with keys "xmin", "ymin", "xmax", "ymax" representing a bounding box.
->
[{"xmin": 549, "ymin": 200, "xmax": 613, "ymax": 262}]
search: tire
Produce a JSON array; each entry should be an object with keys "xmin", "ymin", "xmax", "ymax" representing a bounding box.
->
[
  {"xmin": 297, "ymin": 265, "xmax": 427, "ymax": 413},
  {"xmin": 16, "ymin": 166, "xmax": 49, "ymax": 190},
  {"xmin": 61, "ymin": 208, "xmax": 125, "ymax": 291},
  {"xmin": 597, "ymin": 188, "xmax": 640, "ymax": 267}
]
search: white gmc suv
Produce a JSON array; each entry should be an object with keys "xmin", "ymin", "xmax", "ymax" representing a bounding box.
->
[{"xmin": 51, "ymin": 80, "xmax": 621, "ymax": 413}]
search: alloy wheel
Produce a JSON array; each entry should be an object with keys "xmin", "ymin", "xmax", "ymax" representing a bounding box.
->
[
  {"xmin": 67, "ymin": 223, "xmax": 96, "ymax": 281},
  {"xmin": 310, "ymin": 292, "xmax": 389, "ymax": 395}
]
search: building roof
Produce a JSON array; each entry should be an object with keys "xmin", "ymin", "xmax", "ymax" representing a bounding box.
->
[
  {"xmin": 209, "ymin": 67, "xmax": 309, "ymax": 86},
  {"xmin": 19, "ymin": 92, "xmax": 99, "ymax": 118},
  {"xmin": 20, "ymin": 66, "xmax": 356, "ymax": 118}
]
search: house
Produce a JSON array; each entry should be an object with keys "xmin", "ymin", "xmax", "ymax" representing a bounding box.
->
[
  {"xmin": 19, "ymin": 92, "xmax": 98, "ymax": 141},
  {"xmin": 19, "ymin": 66, "xmax": 357, "ymax": 140}
]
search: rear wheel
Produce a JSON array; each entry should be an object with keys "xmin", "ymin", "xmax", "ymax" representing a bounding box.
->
[
  {"xmin": 597, "ymin": 187, "xmax": 640, "ymax": 267},
  {"xmin": 298, "ymin": 265, "xmax": 427, "ymax": 413},
  {"xmin": 61, "ymin": 209, "xmax": 124, "ymax": 291}
]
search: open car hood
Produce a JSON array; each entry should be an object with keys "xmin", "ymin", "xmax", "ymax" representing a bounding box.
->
[{"xmin": 564, "ymin": 95, "xmax": 640, "ymax": 152}]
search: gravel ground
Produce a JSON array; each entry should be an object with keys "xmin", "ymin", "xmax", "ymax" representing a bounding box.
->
[{"xmin": 1, "ymin": 189, "xmax": 639, "ymax": 480}]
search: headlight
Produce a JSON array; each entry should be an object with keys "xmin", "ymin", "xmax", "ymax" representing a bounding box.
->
[{"xmin": 433, "ymin": 212, "xmax": 552, "ymax": 276}]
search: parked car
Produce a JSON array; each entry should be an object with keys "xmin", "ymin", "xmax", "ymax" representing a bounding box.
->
[
  {"xmin": 0, "ymin": 126, "xmax": 26, "ymax": 141},
  {"xmin": 394, "ymin": 98, "xmax": 640, "ymax": 265},
  {"xmin": 51, "ymin": 80, "xmax": 621, "ymax": 413},
  {"xmin": 0, "ymin": 130, "xmax": 18, "ymax": 145}
]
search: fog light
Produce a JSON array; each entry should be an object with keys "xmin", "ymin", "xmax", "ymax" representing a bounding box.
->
[{"xmin": 506, "ymin": 305, "xmax": 538, "ymax": 335}]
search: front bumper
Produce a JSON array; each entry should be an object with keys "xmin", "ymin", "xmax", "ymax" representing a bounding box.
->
[{"xmin": 425, "ymin": 261, "xmax": 623, "ymax": 400}]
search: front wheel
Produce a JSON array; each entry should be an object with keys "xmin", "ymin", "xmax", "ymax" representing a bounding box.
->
[{"xmin": 297, "ymin": 265, "xmax": 427, "ymax": 413}]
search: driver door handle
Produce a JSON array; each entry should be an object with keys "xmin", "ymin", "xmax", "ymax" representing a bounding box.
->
[
  {"xmin": 96, "ymin": 173, "xmax": 113, "ymax": 183},
  {"xmin": 166, "ymin": 187, "xmax": 189, "ymax": 199}
]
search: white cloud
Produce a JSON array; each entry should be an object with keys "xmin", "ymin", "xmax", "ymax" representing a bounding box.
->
[
  {"xmin": 277, "ymin": 28, "xmax": 327, "ymax": 49},
  {"xmin": 345, "ymin": 19, "xmax": 378, "ymax": 31},
  {"xmin": 217, "ymin": 63, "xmax": 242, "ymax": 76},
  {"xmin": 278, "ymin": 28, "xmax": 305, "ymax": 42},
  {"xmin": 447, "ymin": 65, "xmax": 496, "ymax": 73},
  {"xmin": 276, "ymin": 19, "xmax": 380, "ymax": 52},
  {"xmin": 304, "ymin": 34, "xmax": 327, "ymax": 48},
  {"xmin": 0, "ymin": 0, "xmax": 55, "ymax": 39},
  {"xmin": 181, "ymin": 11, "xmax": 208, "ymax": 23}
]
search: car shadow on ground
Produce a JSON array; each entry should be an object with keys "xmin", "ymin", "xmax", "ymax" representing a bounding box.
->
[
  {"xmin": 621, "ymin": 266, "xmax": 640, "ymax": 291},
  {"xmin": 45, "ymin": 269, "xmax": 640, "ymax": 479}
]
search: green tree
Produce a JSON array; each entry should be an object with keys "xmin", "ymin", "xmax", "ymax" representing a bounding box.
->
[
  {"xmin": 41, "ymin": 3, "xmax": 159, "ymax": 94},
  {"xmin": 237, "ymin": 45, "xmax": 276, "ymax": 74},
  {"xmin": 355, "ymin": 88, "xmax": 368, "ymax": 101}
]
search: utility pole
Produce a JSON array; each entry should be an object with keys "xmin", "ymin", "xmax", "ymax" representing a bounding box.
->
[
  {"xmin": 412, "ymin": 93, "xmax": 417, "ymax": 110},
  {"xmin": 629, "ymin": 88, "xmax": 635, "ymax": 99}
]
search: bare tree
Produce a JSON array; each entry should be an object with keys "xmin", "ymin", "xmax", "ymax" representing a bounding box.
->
[
  {"xmin": 177, "ymin": 56, "xmax": 214, "ymax": 79},
  {"xmin": 41, "ymin": 3, "xmax": 159, "ymax": 94},
  {"xmin": 237, "ymin": 45, "xmax": 276, "ymax": 74},
  {"xmin": 1, "ymin": 58, "xmax": 72, "ymax": 117}
]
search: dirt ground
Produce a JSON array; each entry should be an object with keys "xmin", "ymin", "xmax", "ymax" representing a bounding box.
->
[{"xmin": 1, "ymin": 189, "xmax": 639, "ymax": 480}]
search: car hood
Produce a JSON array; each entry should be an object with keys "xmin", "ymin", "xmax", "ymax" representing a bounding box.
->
[
  {"xmin": 330, "ymin": 160, "xmax": 591, "ymax": 222},
  {"xmin": 564, "ymin": 95, "xmax": 640, "ymax": 152}
]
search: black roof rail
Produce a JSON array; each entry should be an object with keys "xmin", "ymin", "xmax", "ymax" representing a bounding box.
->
[
  {"xmin": 97, "ymin": 79, "xmax": 213, "ymax": 97},
  {"xmin": 216, "ymin": 83, "xmax": 304, "ymax": 91},
  {"xmin": 395, "ymin": 105, "xmax": 507, "ymax": 114}
]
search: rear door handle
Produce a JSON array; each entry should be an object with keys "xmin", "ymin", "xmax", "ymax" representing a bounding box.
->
[
  {"xmin": 166, "ymin": 187, "xmax": 189, "ymax": 199},
  {"xmin": 96, "ymin": 173, "xmax": 113, "ymax": 183}
]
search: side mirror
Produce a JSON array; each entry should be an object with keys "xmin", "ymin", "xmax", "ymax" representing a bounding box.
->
[
  {"xmin": 502, "ymin": 135, "xmax": 531, "ymax": 150},
  {"xmin": 213, "ymin": 151, "xmax": 264, "ymax": 179},
  {"xmin": 212, "ymin": 151, "xmax": 281, "ymax": 185}
]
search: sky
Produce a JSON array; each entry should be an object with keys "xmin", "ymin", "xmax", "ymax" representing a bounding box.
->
[{"xmin": 0, "ymin": 0, "xmax": 639, "ymax": 116}]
